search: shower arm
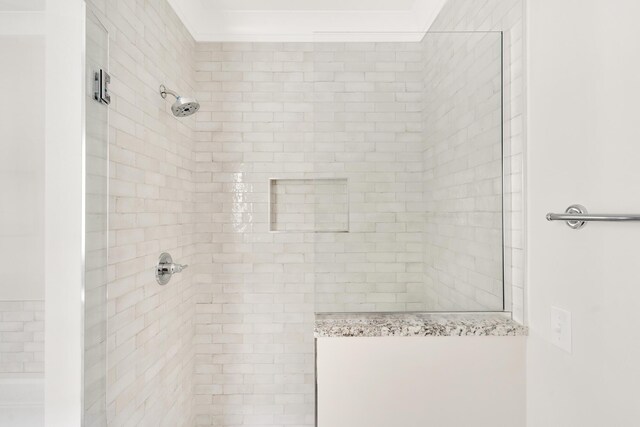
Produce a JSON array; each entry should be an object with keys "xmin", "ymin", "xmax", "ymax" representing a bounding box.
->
[{"xmin": 159, "ymin": 84, "xmax": 179, "ymax": 100}]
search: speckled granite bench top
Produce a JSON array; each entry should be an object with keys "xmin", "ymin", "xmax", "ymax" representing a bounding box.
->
[{"xmin": 315, "ymin": 312, "xmax": 528, "ymax": 338}]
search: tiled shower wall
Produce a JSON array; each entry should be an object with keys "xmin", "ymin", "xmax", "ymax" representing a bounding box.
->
[
  {"xmin": 192, "ymin": 42, "xmax": 316, "ymax": 426},
  {"xmin": 0, "ymin": 301, "xmax": 44, "ymax": 375},
  {"xmin": 429, "ymin": 0, "xmax": 526, "ymax": 322},
  {"xmin": 191, "ymin": 40, "xmax": 426, "ymax": 425},
  {"xmin": 87, "ymin": 0, "xmax": 197, "ymax": 425}
]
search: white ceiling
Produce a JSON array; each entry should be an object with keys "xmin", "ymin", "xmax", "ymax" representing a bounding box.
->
[
  {"xmin": 0, "ymin": 0, "xmax": 44, "ymax": 11},
  {"xmin": 167, "ymin": 0, "xmax": 448, "ymax": 42},
  {"xmin": 202, "ymin": 0, "xmax": 420, "ymax": 11},
  {"xmin": 0, "ymin": 0, "xmax": 45, "ymax": 35}
]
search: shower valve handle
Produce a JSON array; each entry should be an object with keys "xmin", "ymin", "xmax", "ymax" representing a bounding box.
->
[
  {"xmin": 161, "ymin": 262, "xmax": 188, "ymax": 274},
  {"xmin": 156, "ymin": 253, "xmax": 188, "ymax": 285}
]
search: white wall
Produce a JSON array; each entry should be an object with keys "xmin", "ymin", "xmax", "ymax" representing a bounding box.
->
[
  {"xmin": 317, "ymin": 337, "xmax": 526, "ymax": 427},
  {"xmin": 0, "ymin": 35, "xmax": 45, "ymax": 302},
  {"xmin": 0, "ymin": 0, "xmax": 44, "ymax": 11},
  {"xmin": 526, "ymin": 0, "xmax": 640, "ymax": 425},
  {"xmin": 0, "ymin": 19, "xmax": 46, "ymax": 378},
  {"xmin": 0, "ymin": 6, "xmax": 47, "ymax": 427},
  {"xmin": 44, "ymin": 0, "xmax": 84, "ymax": 425}
]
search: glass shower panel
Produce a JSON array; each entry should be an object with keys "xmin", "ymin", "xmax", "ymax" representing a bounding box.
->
[
  {"xmin": 84, "ymin": 10, "xmax": 108, "ymax": 427},
  {"xmin": 311, "ymin": 36, "xmax": 428, "ymax": 313},
  {"xmin": 312, "ymin": 32, "xmax": 504, "ymax": 313},
  {"xmin": 422, "ymin": 32, "xmax": 503, "ymax": 312}
]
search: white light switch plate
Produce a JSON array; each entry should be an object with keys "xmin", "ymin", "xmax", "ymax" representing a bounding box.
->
[{"xmin": 550, "ymin": 306, "xmax": 572, "ymax": 353}]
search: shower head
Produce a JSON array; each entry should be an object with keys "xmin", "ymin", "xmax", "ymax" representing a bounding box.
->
[
  {"xmin": 159, "ymin": 84, "xmax": 200, "ymax": 117},
  {"xmin": 171, "ymin": 96, "xmax": 200, "ymax": 117}
]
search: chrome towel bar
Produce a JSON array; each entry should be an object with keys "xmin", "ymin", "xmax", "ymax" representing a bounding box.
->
[{"xmin": 546, "ymin": 204, "xmax": 640, "ymax": 229}]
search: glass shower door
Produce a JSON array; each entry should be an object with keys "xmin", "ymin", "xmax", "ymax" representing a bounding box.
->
[{"xmin": 84, "ymin": 10, "xmax": 108, "ymax": 427}]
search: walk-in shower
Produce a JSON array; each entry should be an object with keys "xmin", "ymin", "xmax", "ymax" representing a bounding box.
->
[{"xmin": 76, "ymin": 0, "xmax": 524, "ymax": 425}]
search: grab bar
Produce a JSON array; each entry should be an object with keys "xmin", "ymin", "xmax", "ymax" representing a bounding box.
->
[{"xmin": 546, "ymin": 204, "xmax": 640, "ymax": 229}]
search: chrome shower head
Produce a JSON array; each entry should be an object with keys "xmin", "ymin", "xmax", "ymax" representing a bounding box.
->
[
  {"xmin": 170, "ymin": 96, "xmax": 200, "ymax": 117},
  {"xmin": 159, "ymin": 84, "xmax": 200, "ymax": 117}
]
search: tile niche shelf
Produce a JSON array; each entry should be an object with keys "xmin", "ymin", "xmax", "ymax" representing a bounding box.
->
[{"xmin": 269, "ymin": 178, "xmax": 349, "ymax": 233}]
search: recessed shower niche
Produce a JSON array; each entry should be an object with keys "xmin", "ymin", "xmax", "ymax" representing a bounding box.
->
[{"xmin": 269, "ymin": 178, "xmax": 349, "ymax": 233}]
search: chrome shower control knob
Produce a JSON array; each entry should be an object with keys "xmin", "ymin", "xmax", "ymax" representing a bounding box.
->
[{"xmin": 156, "ymin": 252, "xmax": 188, "ymax": 285}]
